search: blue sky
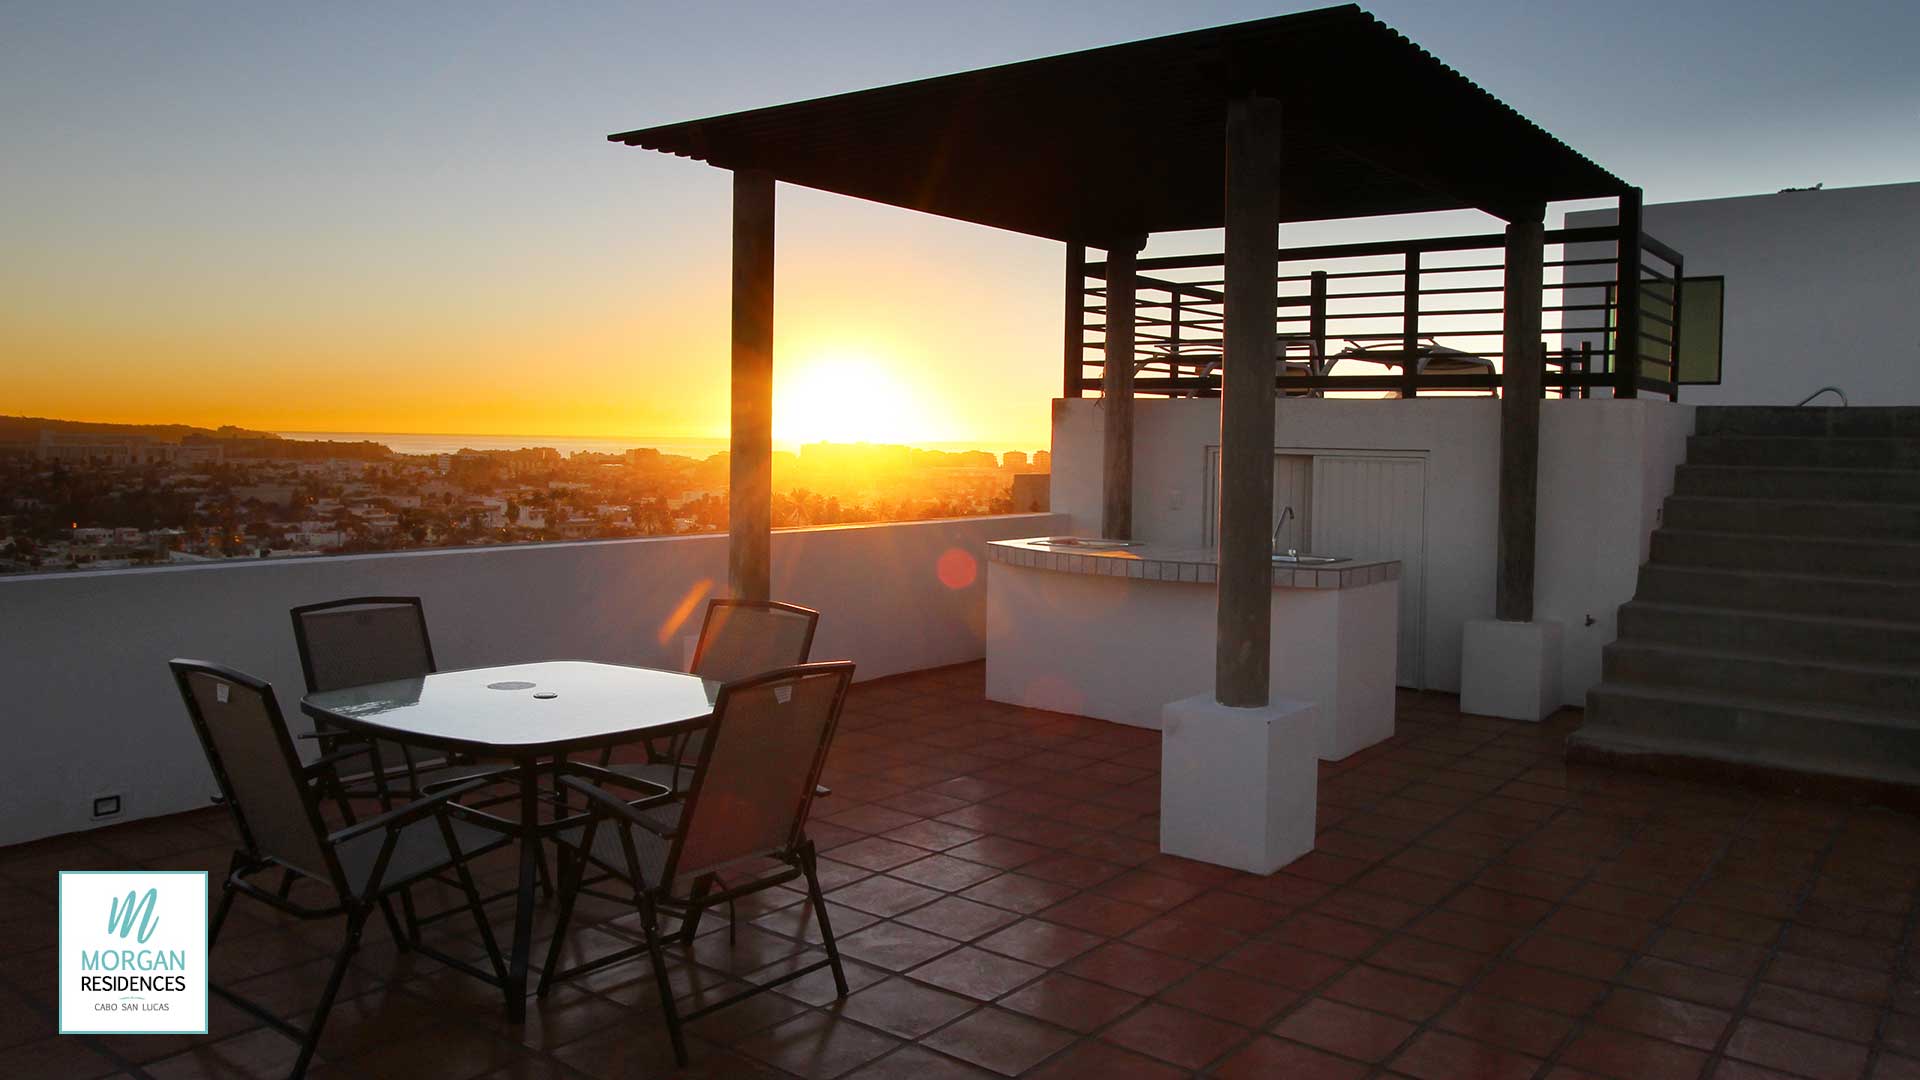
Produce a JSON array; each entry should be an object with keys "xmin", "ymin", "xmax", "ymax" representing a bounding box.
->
[{"xmin": 4, "ymin": 2, "xmax": 1915, "ymax": 442}]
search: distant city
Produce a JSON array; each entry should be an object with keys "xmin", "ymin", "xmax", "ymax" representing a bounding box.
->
[{"xmin": 0, "ymin": 417, "xmax": 1050, "ymax": 575}]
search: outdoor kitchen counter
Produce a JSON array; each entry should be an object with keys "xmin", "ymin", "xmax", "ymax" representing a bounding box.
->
[
  {"xmin": 984, "ymin": 537, "xmax": 1400, "ymax": 757},
  {"xmin": 984, "ymin": 537, "xmax": 1400, "ymax": 590}
]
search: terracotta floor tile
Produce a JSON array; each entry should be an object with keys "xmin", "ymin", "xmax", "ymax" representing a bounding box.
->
[
  {"xmin": 921, "ymin": 1007, "xmax": 1076, "ymax": 1077},
  {"xmin": 957, "ymin": 874, "xmax": 1076, "ymax": 915},
  {"xmin": 1369, "ymin": 934, "xmax": 1492, "ymax": 986},
  {"xmin": 945, "ymin": 837, "xmax": 1049, "ymax": 871},
  {"xmin": 1155, "ymin": 968, "xmax": 1297, "ymax": 1027},
  {"xmin": 1214, "ymin": 1035, "xmax": 1368, "ymax": 1080},
  {"xmin": 838, "ymin": 921, "xmax": 961, "ymax": 972},
  {"xmin": 1620, "ymin": 955, "xmax": 1752, "ymax": 1010},
  {"xmin": 1101, "ymin": 1002, "xmax": 1247, "ymax": 1070},
  {"xmin": 1169, "ymin": 889, "xmax": 1287, "ymax": 934},
  {"xmin": 1024, "ymin": 1040, "xmax": 1184, "ymax": 1079},
  {"xmin": 836, "ymin": 977, "xmax": 979, "ymax": 1040},
  {"xmin": 908, "ymin": 945, "xmax": 1046, "ymax": 1001},
  {"xmin": 1216, "ymin": 939, "xmax": 1351, "ymax": 990},
  {"xmin": 1766, "ymin": 952, "xmax": 1893, "ymax": 1006},
  {"xmin": 1513, "ymin": 930, "xmax": 1631, "ymax": 980},
  {"xmin": 974, "ymin": 919, "xmax": 1102, "ymax": 967},
  {"xmin": 895, "ymin": 897, "xmax": 1021, "ymax": 942},
  {"xmin": 1476, "ymin": 961, "xmax": 1607, "ymax": 1015},
  {"xmin": 1407, "ymin": 909, "xmax": 1527, "ymax": 954},
  {"xmin": 998, "ymin": 973, "xmax": 1141, "ymax": 1033},
  {"xmin": 1388, "ymin": 1029, "xmax": 1541, "ymax": 1080},
  {"xmin": 1063, "ymin": 942, "xmax": 1198, "ymax": 996},
  {"xmin": 1434, "ymin": 992, "xmax": 1573, "ymax": 1057},
  {"xmin": 737, "ymin": 1011, "xmax": 903, "ymax": 1080},
  {"xmin": 1271, "ymin": 911, "xmax": 1385, "ymax": 958},
  {"xmin": 1270, "ymin": 997, "xmax": 1415, "ymax": 1062},
  {"xmin": 1724, "ymin": 1017, "xmax": 1871, "ymax": 1080},
  {"xmin": 1035, "ymin": 892, "xmax": 1156, "ymax": 937},
  {"xmin": 1593, "ymin": 987, "xmax": 1732, "ymax": 1051},
  {"xmin": 830, "ymin": 876, "xmax": 947, "ymax": 918},
  {"xmin": 888, "ymin": 855, "xmax": 1002, "ymax": 893},
  {"xmin": 1122, "ymin": 913, "xmax": 1246, "ymax": 962},
  {"xmin": 844, "ymin": 1044, "xmax": 999, "ymax": 1079},
  {"xmin": 831, "ymin": 838, "xmax": 941, "ymax": 873},
  {"xmin": 1321, "ymin": 964, "xmax": 1455, "ymax": 1022},
  {"xmin": 1747, "ymin": 982, "xmax": 1880, "ymax": 1043}
]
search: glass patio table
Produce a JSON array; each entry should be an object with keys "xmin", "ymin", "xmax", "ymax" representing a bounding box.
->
[{"xmin": 301, "ymin": 659, "xmax": 720, "ymax": 1022}]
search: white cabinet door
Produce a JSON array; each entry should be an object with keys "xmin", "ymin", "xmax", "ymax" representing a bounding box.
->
[{"xmin": 1311, "ymin": 455, "xmax": 1427, "ymax": 688}]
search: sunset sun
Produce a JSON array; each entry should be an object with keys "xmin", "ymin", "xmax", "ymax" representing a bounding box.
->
[{"xmin": 773, "ymin": 351, "xmax": 935, "ymax": 446}]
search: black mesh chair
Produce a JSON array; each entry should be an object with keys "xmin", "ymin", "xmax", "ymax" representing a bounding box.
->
[
  {"xmin": 172, "ymin": 660, "xmax": 508, "ymax": 1080},
  {"xmin": 607, "ymin": 599, "xmax": 820, "ymax": 793},
  {"xmin": 540, "ymin": 661, "xmax": 855, "ymax": 1065},
  {"xmin": 290, "ymin": 596, "xmax": 500, "ymax": 801}
]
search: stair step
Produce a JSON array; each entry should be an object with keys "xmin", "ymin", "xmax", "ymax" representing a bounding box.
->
[
  {"xmin": 1650, "ymin": 528, "xmax": 1920, "ymax": 579},
  {"xmin": 1635, "ymin": 564, "xmax": 1920, "ymax": 623},
  {"xmin": 1617, "ymin": 601, "xmax": 1920, "ymax": 666},
  {"xmin": 1663, "ymin": 495, "xmax": 1920, "ymax": 540},
  {"xmin": 1573, "ymin": 682, "xmax": 1920, "ymax": 789},
  {"xmin": 1687, "ymin": 435, "xmax": 1920, "ymax": 470},
  {"xmin": 1673, "ymin": 465, "xmax": 1920, "ymax": 502},
  {"xmin": 1603, "ymin": 640, "xmax": 1920, "ymax": 713},
  {"xmin": 1696, "ymin": 406, "xmax": 1920, "ymax": 439}
]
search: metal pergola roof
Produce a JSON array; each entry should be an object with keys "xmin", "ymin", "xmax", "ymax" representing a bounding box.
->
[{"xmin": 611, "ymin": 4, "xmax": 1629, "ymax": 243}]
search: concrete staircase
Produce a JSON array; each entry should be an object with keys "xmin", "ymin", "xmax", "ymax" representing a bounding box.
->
[{"xmin": 1568, "ymin": 406, "xmax": 1920, "ymax": 793}]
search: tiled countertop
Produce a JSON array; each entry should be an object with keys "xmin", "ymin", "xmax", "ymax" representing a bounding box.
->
[{"xmin": 986, "ymin": 537, "xmax": 1400, "ymax": 590}]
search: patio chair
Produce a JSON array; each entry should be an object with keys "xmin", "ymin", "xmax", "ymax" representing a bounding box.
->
[
  {"xmin": 172, "ymin": 659, "xmax": 508, "ymax": 1080},
  {"xmin": 539, "ymin": 661, "xmax": 855, "ymax": 1066},
  {"xmin": 605, "ymin": 599, "xmax": 820, "ymax": 793},
  {"xmin": 291, "ymin": 596, "xmax": 502, "ymax": 802}
]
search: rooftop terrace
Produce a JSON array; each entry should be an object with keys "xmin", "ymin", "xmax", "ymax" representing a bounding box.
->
[{"xmin": 8, "ymin": 661, "xmax": 1918, "ymax": 1080}]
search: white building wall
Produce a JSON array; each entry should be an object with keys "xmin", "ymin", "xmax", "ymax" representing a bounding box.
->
[
  {"xmin": 1050, "ymin": 396, "xmax": 1693, "ymax": 705},
  {"xmin": 0, "ymin": 513, "xmax": 1063, "ymax": 846},
  {"xmin": 1568, "ymin": 180, "xmax": 1920, "ymax": 407}
]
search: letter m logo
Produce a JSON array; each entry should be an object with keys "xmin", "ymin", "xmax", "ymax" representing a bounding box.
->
[{"xmin": 108, "ymin": 888, "xmax": 159, "ymax": 944}]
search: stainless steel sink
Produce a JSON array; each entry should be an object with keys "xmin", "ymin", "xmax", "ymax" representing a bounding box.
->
[
  {"xmin": 1036, "ymin": 537, "xmax": 1141, "ymax": 550},
  {"xmin": 1272, "ymin": 553, "xmax": 1349, "ymax": 565}
]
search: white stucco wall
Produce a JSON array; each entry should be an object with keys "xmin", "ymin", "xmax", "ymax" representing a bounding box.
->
[
  {"xmin": 0, "ymin": 513, "xmax": 1063, "ymax": 846},
  {"xmin": 1569, "ymin": 180, "xmax": 1920, "ymax": 407},
  {"xmin": 1049, "ymin": 396, "xmax": 1693, "ymax": 705}
]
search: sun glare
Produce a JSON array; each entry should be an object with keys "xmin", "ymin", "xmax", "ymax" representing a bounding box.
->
[{"xmin": 774, "ymin": 352, "xmax": 933, "ymax": 446}]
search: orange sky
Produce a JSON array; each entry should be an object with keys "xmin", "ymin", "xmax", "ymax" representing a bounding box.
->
[{"xmin": 5, "ymin": 183, "xmax": 1064, "ymax": 450}]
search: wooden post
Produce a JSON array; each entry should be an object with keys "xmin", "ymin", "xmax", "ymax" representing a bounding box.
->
[
  {"xmin": 1063, "ymin": 243, "xmax": 1085, "ymax": 398},
  {"xmin": 1101, "ymin": 242, "xmax": 1138, "ymax": 539},
  {"xmin": 1496, "ymin": 214, "xmax": 1545, "ymax": 623},
  {"xmin": 1216, "ymin": 97, "xmax": 1282, "ymax": 709},
  {"xmin": 1614, "ymin": 187, "xmax": 1643, "ymax": 399},
  {"xmin": 1309, "ymin": 270, "xmax": 1328, "ymax": 376},
  {"xmin": 729, "ymin": 170, "xmax": 774, "ymax": 602},
  {"xmin": 1400, "ymin": 251, "xmax": 1421, "ymax": 398}
]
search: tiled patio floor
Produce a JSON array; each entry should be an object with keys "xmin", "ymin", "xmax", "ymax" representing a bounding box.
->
[{"xmin": 6, "ymin": 661, "xmax": 1920, "ymax": 1079}]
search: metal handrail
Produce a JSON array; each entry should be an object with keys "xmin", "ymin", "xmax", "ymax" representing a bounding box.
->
[{"xmin": 1796, "ymin": 386, "xmax": 1849, "ymax": 407}]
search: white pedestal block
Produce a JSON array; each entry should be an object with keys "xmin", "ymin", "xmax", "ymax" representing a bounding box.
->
[
  {"xmin": 1460, "ymin": 618, "xmax": 1563, "ymax": 721},
  {"xmin": 1159, "ymin": 694, "xmax": 1319, "ymax": 874}
]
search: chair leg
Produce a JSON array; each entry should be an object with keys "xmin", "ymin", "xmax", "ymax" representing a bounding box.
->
[
  {"xmin": 536, "ymin": 847, "xmax": 586, "ymax": 998},
  {"xmin": 801, "ymin": 842, "xmax": 849, "ymax": 998},
  {"xmin": 678, "ymin": 873, "xmax": 715, "ymax": 944},
  {"xmin": 276, "ymin": 868, "xmax": 297, "ymax": 899},
  {"xmin": 378, "ymin": 897, "xmax": 409, "ymax": 951},
  {"xmin": 292, "ymin": 906, "xmax": 367, "ymax": 1080},
  {"xmin": 445, "ymin": 838, "xmax": 507, "ymax": 986},
  {"xmin": 639, "ymin": 893, "xmax": 688, "ymax": 1067}
]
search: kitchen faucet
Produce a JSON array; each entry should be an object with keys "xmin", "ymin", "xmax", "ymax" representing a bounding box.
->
[{"xmin": 1272, "ymin": 505, "xmax": 1295, "ymax": 554}]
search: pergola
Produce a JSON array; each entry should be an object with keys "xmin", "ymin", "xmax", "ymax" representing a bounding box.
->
[{"xmin": 612, "ymin": 3, "xmax": 1635, "ymax": 709}]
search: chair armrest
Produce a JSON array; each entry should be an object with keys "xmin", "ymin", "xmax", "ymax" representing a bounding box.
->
[
  {"xmin": 302, "ymin": 743, "xmax": 377, "ymax": 782},
  {"xmin": 557, "ymin": 775, "xmax": 678, "ymax": 839},
  {"xmin": 326, "ymin": 777, "xmax": 491, "ymax": 845},
  {"xmin": 554, "ymin": 761, "xmax": 676, "ymax": 803},
  {"xmin": 418, "ymin": 764, "xmax": 522, "ymax": 796}
]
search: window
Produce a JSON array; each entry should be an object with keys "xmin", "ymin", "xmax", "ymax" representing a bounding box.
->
[{"xmin": 1675, "ymin": 275, "xmax": 1724, "ymax": 385}]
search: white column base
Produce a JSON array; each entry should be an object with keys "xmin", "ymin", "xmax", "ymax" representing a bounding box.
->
[
  {"xmin": 1460, "ymin": 618, "xmax": 1563, "ymax": 721},
  {"xmin": 1159, "ymin": 694, "xmax": 1318, "ymax": 874}
]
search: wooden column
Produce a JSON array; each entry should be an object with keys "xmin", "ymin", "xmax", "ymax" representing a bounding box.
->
[
  {"xmin": 1215, "ymin": 97, "xmax": 1283, "ymax": 708},
  {"xmin": 729, "ymin": 170, "xmax": 774, "ymax": 601},
  {"xmin": 1101, "ymin": 242, "xmax": 1138, "ymax": 539},
  {"xmin": 1614, "ymin": 187, "xmax": 1644, "ymax": 399},
  {"xmin": 1063, "ymin": 243, "xmax": 1085, "ymax": 398},
  {"xmin": 1496, "ymin": 213, "xmax": 1545, "ymax": 623}
]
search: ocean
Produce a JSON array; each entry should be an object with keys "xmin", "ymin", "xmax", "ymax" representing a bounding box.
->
[{"xmin": 272, "ymin": 431, "xmax": 1044, "ymax": 458}]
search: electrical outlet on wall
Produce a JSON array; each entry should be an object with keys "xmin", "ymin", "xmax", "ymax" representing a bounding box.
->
[{"xmin": 91, "ymin": 793, "xmax": 123, "ymax": 820}]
